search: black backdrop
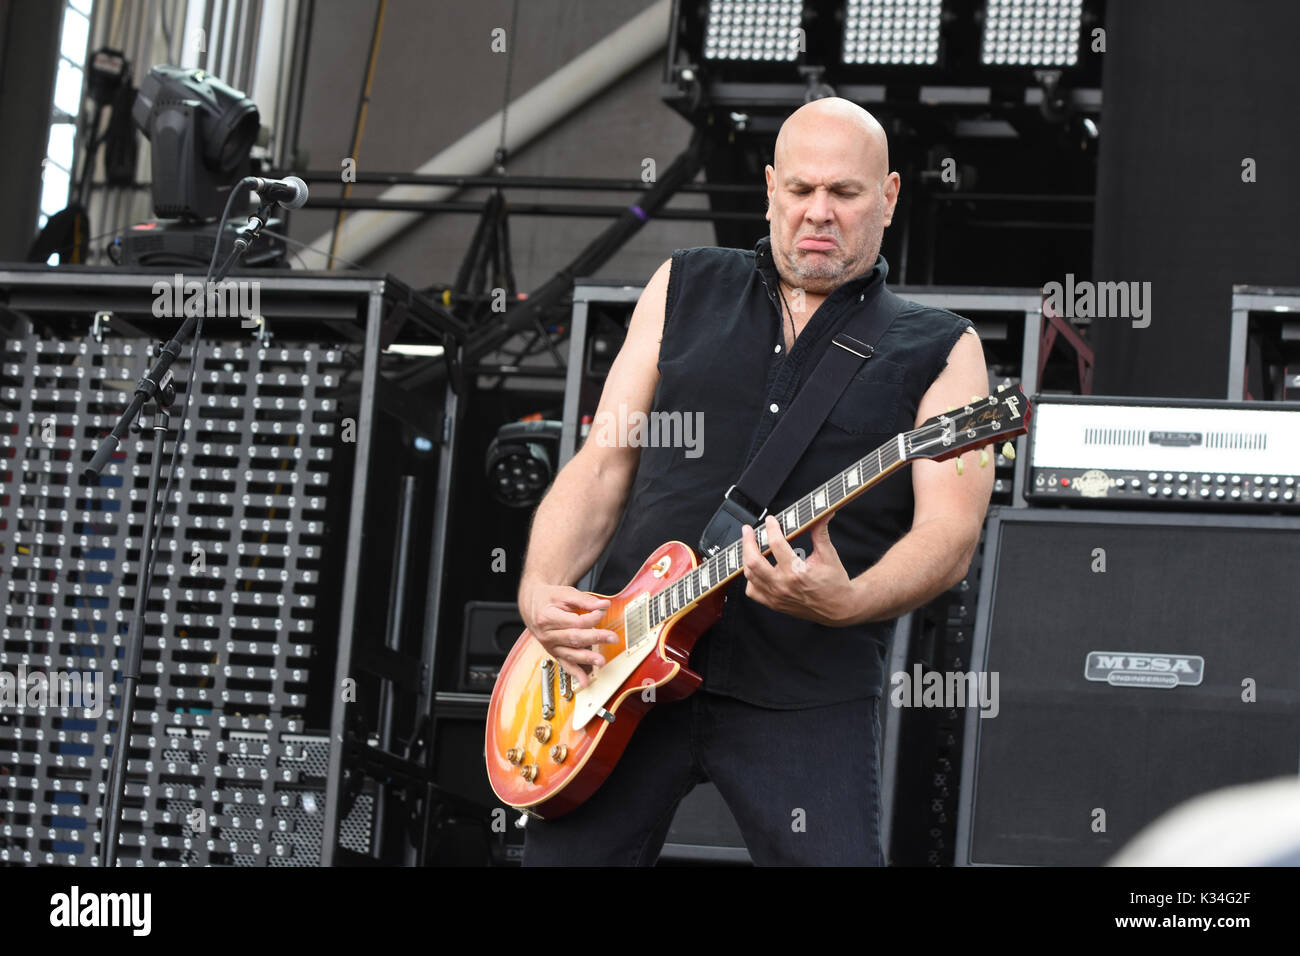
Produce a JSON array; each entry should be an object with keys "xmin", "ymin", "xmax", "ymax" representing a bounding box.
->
[{"xmin": 1091, "ymin": 0, "xmax": 1300, "ymax": 399}]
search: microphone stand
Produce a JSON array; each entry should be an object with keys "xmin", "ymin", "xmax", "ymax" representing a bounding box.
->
[{"xmin": 90, "ymin": 199, "xmax": 277, "ymax": 867}]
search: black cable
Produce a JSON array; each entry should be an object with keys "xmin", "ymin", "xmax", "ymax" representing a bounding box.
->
[{"xmin": 138, "ymin": 186, "xmax": 246, "ymax": 605}]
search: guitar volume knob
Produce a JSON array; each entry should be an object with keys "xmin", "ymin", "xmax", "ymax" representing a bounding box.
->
[
  {"xmin": 534, "ymin": 724, "xmax": 552, "ymax": 743},
  {"xmin": 505, "ymin": 748, "xmax": 523, "ymax": 765},
  {"xmin": 550, "ymin": 745, "xmax": 568, "ymax": 764},
  {"xmin": 520, "ymin": 764, "xmax": 538, "ymax": 783}
]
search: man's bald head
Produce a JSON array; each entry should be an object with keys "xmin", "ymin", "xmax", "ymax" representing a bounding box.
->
[
  {"xmin": 764, "ymin": 98, "xmax": 900, "ymax": 296},
  {"xmin": 773, "ymin": 97, "xmax": 890, "ymax": 181}
]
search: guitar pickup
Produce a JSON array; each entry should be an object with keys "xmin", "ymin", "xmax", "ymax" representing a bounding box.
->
[{"xmin": 540, "ymin": 659, "xmax": 556, "ymax": 720}]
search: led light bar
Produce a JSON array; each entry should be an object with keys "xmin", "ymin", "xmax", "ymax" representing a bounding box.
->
[
  {"xmin": 981, "ymin": 0, "xmax": 1084, "ymax": 67},
  {"xmin": 843, "ymin": 0, "xmax": 943, "ymax": 66},
  {"xmin": 703, "ymin": 0, "xmax": 804, "ymax": 62}
]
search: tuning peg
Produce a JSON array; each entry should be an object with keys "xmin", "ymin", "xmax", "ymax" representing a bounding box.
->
[
  {"xmin": 1001, "ymin": 441, "xmax": 1016, "ymax": 460},
  {"xmin": 955, "ymin": 457, "xmax": 964, "ymax": 476},
  {"xmin": 979, "ymin": 449, "xmax": 989, "ymax": 468},
  {"xmin": 997, "ymin": 383, "xmax": 1007, "ymax": 392}
]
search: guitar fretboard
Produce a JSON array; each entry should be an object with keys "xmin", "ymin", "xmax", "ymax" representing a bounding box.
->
[{"xmin": 645, "ymin": 433, "xmax": 906, "ymax": 628}]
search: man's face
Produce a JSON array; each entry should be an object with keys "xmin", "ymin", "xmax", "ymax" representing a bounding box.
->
[{"xmin": 764, "ymin": 132, "xmax": 900, "ymax": 296}]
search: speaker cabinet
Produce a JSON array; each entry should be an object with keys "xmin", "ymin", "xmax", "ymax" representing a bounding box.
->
[
  {"xmin": 956, "ymin": 508, "xmax": 1300, "ymax": 866},
  {"xmin": 459, "ymin": 601, "xmax": 524, "ymax": 693}
]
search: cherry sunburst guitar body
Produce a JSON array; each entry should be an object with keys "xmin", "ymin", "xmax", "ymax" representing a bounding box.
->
[
  {"xmin": 486, "ymin": 541, "xmax": 723, "ymax": 817},
  {"xmin": 486, "ymin": 384, "xmax": 1031, "ymax": 819}
]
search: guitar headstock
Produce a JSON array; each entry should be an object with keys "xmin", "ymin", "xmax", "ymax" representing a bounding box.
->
[{"xmin": 904, "ymin": 383, "xmax": 1031, "ymax": 463}]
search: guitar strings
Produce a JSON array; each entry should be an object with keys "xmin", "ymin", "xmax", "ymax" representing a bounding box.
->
[{"xmin": 589, "ymin": 437, "xmax": 909, "ymax": 642}]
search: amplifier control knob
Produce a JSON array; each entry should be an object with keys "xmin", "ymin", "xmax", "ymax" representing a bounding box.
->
[
  {"xmin": 1115, "ymin": 478, "xmax": 1126, "ymax": 489},
  {"xmin": 1269, "ymin": 476, "xmax": 1280, "ymax": 486},
  {"xmin": 1148, "ymin": 472, "xmax": 1158, "ymax": 481},
  {"xmin": 1199, "ymin": 488, "xmax": 1210, "ymax": 498},
  {"xmin": 1268, "ymin": 491, "xmax": 1279, "ymax": 501},
  {"xmin": 1216, "ymin": 474, "xmax": 1227, "ymax": 484},
  {"xmin": 1161, "ymin": 486, "xmax": 1173, "ymax": 497},
  {"xmin": 1201, "ymin": 473, "xmax": 1212, "ymax": 483},
  {"xmin": 1252, "ymin": 489, "xmax": 1263, "ymax": 500},
  {"xmin": 1147, "ymin": 485, "xmax": 1158, "ymax": 496},
  {"xmin": 1178, "ymin": 473, "xmax": 1188, "ymax": 482},
  {"xmin": 1215, "ymin": 488, "xmax": 1226, "ymax": 499},
  {"xmin": 1163, "ymin": 472, "xmax": 1173, "ymax": 482},
  {"xmin": 1177, "ymin": 487, "xmax": 1188, "ymax": 497},
  {"xmin": 1255, "ymin": 476, "xmax": 1264, "ymax": 484},
  {"xmin": 1286, "ymin": 477, "xmax": 1296, "ymax": 487},
  {"xmin": 1231, "ymin": 475, "xmax": 1242, "ymax": 485},
  {"xmin": 1285, "ymin": 491, "xmax": 1295, "ymax": 501},
  {"xmin": 1231, "ymin": 489, "xmax": 1242, "ymax": 499}
]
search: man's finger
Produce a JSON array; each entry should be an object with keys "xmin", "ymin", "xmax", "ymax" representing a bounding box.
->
[
  {"xmin": 553, "ymin": 644, "xmax": 605, "ymax": 670},
  {"xmin": 764, "ymin": 514, "xmax": 797, "ymax": 567},
  {"xmin": 741, "ymin": 524, "xmax": 773, "ymax": 582},
  {"xmin": 555, "ymin": 628, "xmax": 619, "ymax": 648},
  {"xmin": 553, "ymin": 654, "xmax": 592, "ymax": 689},
  {"xmin": 564, "ymin": 592, "xmax": 611, "ymax": 613}
]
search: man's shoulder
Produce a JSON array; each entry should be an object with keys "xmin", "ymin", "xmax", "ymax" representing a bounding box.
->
[
  {"xmin": 670, "ymin": 243, "xmax": 757, "ymax": 265},
  {"xmin": 889, "ymin": 291, "xmax": 972, "ymax": 330}
]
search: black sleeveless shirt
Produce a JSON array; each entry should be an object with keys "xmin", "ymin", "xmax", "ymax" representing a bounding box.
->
[{"xmin": 593, "ymin": 236, "xmax": 973, "ymax": 708}]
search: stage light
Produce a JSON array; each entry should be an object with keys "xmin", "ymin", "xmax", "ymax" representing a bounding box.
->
[
  {"xmin": 131, "ymin": 65, "xmax": 259, "ymax": 220},
  {"xmin": 485, "ymin": 421, "xmax": 562, "ymax": 509},
  {"xmin": 981, "ymin": 0, "xmax": 1084, "ymax": 67},
  {"xmin": 843, "ymin": 0, "xmax": 942, "ymax": 66},
  {"xmin": 703, "ymin": 0, "xmax": 804, "ymax": 62}
]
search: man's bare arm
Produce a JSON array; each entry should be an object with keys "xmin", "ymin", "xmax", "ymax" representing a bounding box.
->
[
  {"xmin": 843, "ymin": 328, "xmax": 995, "ymax": 624},
  {"xmin": 739, "ymin": 326, "xmax": 994, "ymax": 628},
  {"xmin": 516, "ymin": 258, "xmax": 672, "ymax": 685}
]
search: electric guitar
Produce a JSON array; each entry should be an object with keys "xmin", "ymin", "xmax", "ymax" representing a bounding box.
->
[{"xmin": 486, "ymin": 384, "xmax": 1031, "ymax": 819}]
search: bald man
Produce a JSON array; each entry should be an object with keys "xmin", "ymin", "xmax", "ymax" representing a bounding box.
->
[{"xmin": 516, "ymin": 98, "xmax": 993, "ymax": 866}]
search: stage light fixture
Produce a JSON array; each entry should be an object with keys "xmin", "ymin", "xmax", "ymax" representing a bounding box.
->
[
  {"xmin": 131, "ymin": 64, "xmax": 259, "ymax": 220},
  {"xmin": 485, "ymin": 420, "xmax": 562, "ymax": 509},
  {"xmin": 981, "ymin": 0, "xmax": 1084, "ymax": 67},
  {"xmin": 703, "ymin": 0, "xmax": 805, "ymax": 62},
  {"xmin": 842, "ymin": 0, "xmax": 943, "ymax": 66}
]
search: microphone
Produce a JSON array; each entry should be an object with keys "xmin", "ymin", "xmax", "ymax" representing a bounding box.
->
[{"xmin": 247, "ymin": 175, "xmax": 308, "ymax": 209}]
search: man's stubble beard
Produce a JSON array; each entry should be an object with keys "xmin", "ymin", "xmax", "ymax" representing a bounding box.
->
[{"xmin": 773, "ymin": 214, "xmax": 885, "ymax": 297}]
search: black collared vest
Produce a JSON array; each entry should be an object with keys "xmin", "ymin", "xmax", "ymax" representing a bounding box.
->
[{"xmin": 593, "ymin": 236, "xmax": 973, "ymax": 708}]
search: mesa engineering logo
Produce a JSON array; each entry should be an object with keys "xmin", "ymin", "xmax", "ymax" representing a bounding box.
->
[
  {"xmin": 49, "ymin": 886, "xmax": 151, "ymax": 936},
  {"xmin": 1084, "ymin": 651, "xmax": 1205, "ymax": 688}
]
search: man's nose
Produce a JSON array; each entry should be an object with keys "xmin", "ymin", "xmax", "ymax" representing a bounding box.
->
[{"xmin": 804, "ymin": 189, "xmax": 833, "ymax": 224}]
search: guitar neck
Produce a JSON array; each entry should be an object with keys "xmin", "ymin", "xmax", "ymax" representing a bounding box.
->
[{"xmin": 645, "ymin": 434, "xmax": 908, "ymax": 628}]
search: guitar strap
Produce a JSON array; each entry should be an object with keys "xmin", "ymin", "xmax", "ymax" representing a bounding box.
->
[{"xmin": 698, "ymin": 283, "xmax": 906, "ymax": 557}]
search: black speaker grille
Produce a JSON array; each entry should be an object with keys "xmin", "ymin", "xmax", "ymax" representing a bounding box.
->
[{"xmin": 963, "ymin": 512, "xmax": 1300, "ymax": 866}]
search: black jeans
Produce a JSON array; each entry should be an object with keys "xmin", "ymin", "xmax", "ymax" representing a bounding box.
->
[{"xmin": 521, "ymin": 690, "xmax": 884, "ymax": 866}]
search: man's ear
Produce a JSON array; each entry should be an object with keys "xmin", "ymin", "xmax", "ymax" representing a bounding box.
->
[
  {"xmin": 881, "ymin": 171, "xmax": 901, "ymax": 228},
  {"xmin": 764, "ymin": 164, "xmax": 775, "ymax": 222}
]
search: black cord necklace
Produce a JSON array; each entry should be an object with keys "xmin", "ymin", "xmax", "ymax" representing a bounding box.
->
[{"xmin": 776, "ymin": 281, "xmax": 797, "ymax": 350}]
